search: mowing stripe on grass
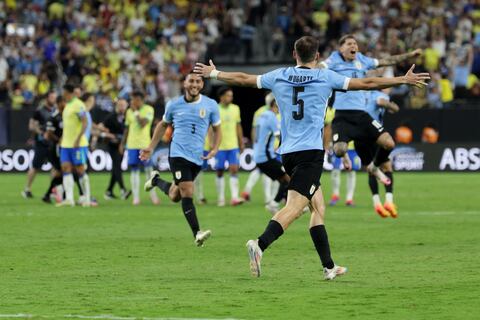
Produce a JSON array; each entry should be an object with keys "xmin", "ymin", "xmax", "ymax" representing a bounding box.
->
[{"xmin": 0, "ymin": 314, "xmax": 241, "ymax": 320}]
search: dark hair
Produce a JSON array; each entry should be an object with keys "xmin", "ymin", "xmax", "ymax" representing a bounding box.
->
[
  {"xmin": 294, "ymin": 36, "xmax": 320, "ymax": 63},
  {"xmin": 56, "ymin": 95, "xmax": 65, "ymax": 104},
  {"xmin": 339, "ymin": 34, "xmax": 356, "ymax": 46},
  {"xmin": 63, "ymin": 84, "xmax": 75, "ymax": 93},
  {"xmin": 81, "ymin": 93, "xmax": 94, "ymax": 102},
  {"xmin": 217, "ymin": 86, "xmax": 232, "ymax": 98},
  {"xmin": 183, "ymin": 71, "xmax": 204, "ymax": 82},
  {"xmin": 131, "ymin": 90, "xmax": 145, "ymax": 99}
]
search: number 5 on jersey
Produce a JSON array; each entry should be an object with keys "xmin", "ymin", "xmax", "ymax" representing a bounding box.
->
[{"xmin": 292, "ymin": 86, "xmax": 304, "ymax": 120}]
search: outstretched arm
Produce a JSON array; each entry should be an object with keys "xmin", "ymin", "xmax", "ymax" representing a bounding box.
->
[
  {"xmin": 194, "ymin": 60, "xmax": 259, "ymax": 87},
  {"xmin": 377, "ymin": 49, "xmax": 423, "ymax": 67},
  {"xmin": 348, "ymin": 64, "xmax": 430, "ymax": 90}
]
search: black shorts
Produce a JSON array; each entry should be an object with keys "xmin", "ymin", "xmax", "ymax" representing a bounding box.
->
[
  {"xmin": 281, "ymin": 150, "xmax": 324, "ymax": 200},
  {"xmin": 32, "ymin": 143, "xmax": 50, "ymax": 169},
  {"xmin": 354, "ymin": 140, "xmax": 377, "ymax": 165},
  {"xmin": 257, "ymin": 159, "xmax": 286, "ymax": 181},
  {"xmin": 47, "ymin": 146, "xmax": 61, "ymax": 170},
  {"xmin": 169, "ymin": 157, "xmax": 202, "ymax": 184},
  {"xmin": 332, "ymin": 110, "xmax": 384, "ymax": 144}
]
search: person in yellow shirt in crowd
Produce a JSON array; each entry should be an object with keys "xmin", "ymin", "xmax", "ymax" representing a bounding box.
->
[
  {"xmin": 214, "ymin": 87, "xmax": 245, "ymax": 206},
  {"xmin": 122, "ymin": 91, "xmax": 159, "ymax": 205},
  {"xmin": 57, "ymin": 84, "xmax": 91, "ymax": 207}
]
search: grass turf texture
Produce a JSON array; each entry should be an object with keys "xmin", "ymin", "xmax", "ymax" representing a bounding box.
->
[{"xmin": 0, "ymin": 172, "xmax": 479, "ymax": 320}]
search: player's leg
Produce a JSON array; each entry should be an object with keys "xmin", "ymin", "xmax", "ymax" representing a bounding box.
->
[
  {"xmin": 227, "ymin": 149, "xmax": 243, "ymax": 205},
  {"xmin": 242, "ymin": 167, "xmax": 261, "ymax": 201},
  {"xmin": 381, "ymin": 160, "xmax": 397, "ymax": 218},
  {"xmin": 345, "ymin": 150, "xmax": 360, "ymax": 206},
  {"xmin": 262, "ymin": 174, "xmax": 273, "ymax": 204},
  {"xmin": 259, "ymin": 160, "xmax": 290, "ymax": 214},
  {"xmin": 363, "ymin": 118, "xmax": 393, "ymax": 185},
  {"xmin": 42, "ymin": 148, "xmax": 62, "ymax": 203},
  {"xmin": 308, "ymin": 187, "xmax": 347, "ymax": 280},
  {"xmin": 127, "ymin": 149, "xmax": 142, "ymax": 205},
  {"xmin": 144, "ymin": 165, "xmax": 160, "ymax": 205},
  {"xmin": 214, "ymin": 151, "xmax": 227, "ymax": 206},
  {"xmin": 329, "ymin": 155, "xmax": 341, "ymax": 206},
  {"xmin": 23, "ymin": 144, "xmax": 47, "ymax": 198},
  {"xmin": 57, "ymin": 148, "xmax": 75, "ymax": 206},
  {"xmin": 75, "ymin": 147, "xmax": 91, "ymax": 207},
  {"xmin": 105, "ymin": 146, "xmax": 119, "ymax": 199},
  {"xmin": 194, "ymin": 151, "xmax": 209, "ymax": 204}
]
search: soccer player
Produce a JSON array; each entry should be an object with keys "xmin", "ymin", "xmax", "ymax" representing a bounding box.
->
[
  {"xmin": 214, "ymin": 87, "xmax": 245, "ymax": 206},
  {"xmin": 252, "ymin": 94, "xmax": 290, "ymax": 214},
  {"xmin": 141, "ymin": 72, "xmax": 221, "ymax": 246},
  {"xmin": 194, "ymin": 36, "xmax": 429, "ymax": 279},
  {"xmin": 320, "ymin": 34, "xmax": 422, "ymax": 184},
  {"xmin": 22, "ymin": 90, "xmax": 56, "ymax": 199},
  {"xmin": 122, "ymin": 91, "xmax": 158, "ymax": 205},
  {"xmin": 57, "ymin": 84, "xmax": 91, "ymax": 207},
  {"xmin": 355, "ymin": 89, "xmax": 400, "ymax": 218}
]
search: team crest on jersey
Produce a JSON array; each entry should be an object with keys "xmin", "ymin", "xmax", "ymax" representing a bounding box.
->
[
  {"xmin": 175, "ymin": 171, "xmax": 182, "ymax": 179},
  {"xmin": 355, "ymin": 61, "xmax": 362, "ymax": 70},
  {"xmin": 199, "ymin": 108, "xmax": 206, "ymax": 118}
]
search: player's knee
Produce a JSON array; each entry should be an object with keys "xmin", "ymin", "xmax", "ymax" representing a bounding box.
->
[
  {"xmin": 178, "ymin": 183, "xmax": 194, "ymax": 198},
  {"xmin": 384, "ymin": 138, "xmax": 395, "ymax": 150},
  {"xmin": 333, "ymin": 143, "xmax": 347, "ymax": 157}
]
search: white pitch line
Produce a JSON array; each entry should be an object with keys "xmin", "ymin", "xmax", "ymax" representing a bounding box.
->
[{"xmin": 0, "ymin": 314, "xmax": 241, "ymax": 320}]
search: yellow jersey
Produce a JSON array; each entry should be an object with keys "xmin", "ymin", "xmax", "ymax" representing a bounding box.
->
[
  {"xmin": 61, "ymin": 97, "xmax": 88, "ymax": 148},
  {"xmin": 125, "ymin": 104, "xmax": 154, "ymax": 149},
  {"xmin": 218, "ymin": 103, "xmax": 241, "ymax": 150}
]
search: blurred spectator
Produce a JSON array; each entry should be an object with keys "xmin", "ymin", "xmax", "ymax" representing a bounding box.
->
[
  {"xmin": 395, "ymin": 125, "xmax": 413, "ymax": 144},
  {"xmin": 422, "ymin": 125, "xmax": 440, "ymax": 143}
]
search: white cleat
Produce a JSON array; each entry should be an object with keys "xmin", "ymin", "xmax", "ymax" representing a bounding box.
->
[
  {"xmin": 323, "ymin": 264, "xmax": 348, "ymax": 280},
  {"xmin": 55, "ymin": 200, "xmax": 75, "ymax": 207},
  {"xmin": 217, "ymin": 200, "xmax": 225, "ymax": 207},
  {"xmin": 194, "ymin": 230, "xmax": 212, "ymax": 247},
  {"xmin": 144, "ymin": 170, "xmax": 160, "ymax": 192},
  {"xmin": 246, "ymin": 239, "xmax": 263, "ymax": 277},
  {"xmin": 367, "ymin": 163, "xmax": 391, "ymax": 185}
]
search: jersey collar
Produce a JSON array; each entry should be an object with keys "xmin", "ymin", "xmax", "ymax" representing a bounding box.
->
[
  {"xmin": 184, "ymin": 94, "xmax": 202, "ymax": 104},
  {"xmin": 295, "ymin": 65, "xmax": 311, "ymax": 69}
]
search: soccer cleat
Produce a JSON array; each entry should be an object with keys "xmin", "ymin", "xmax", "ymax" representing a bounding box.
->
[
  {"xmin": 52, "ymin": 186, "xmax": 63, "ymax": 203},
  {"xmin": 42, "ymin": 194, "xmax": 52, "ymax": 204},
  {"xmin": 345, "ymin": 200, "xmax": 355, "ymax": 207},
  {"xmin": 265, "ymin": 202, "xmax": 279, "ymax": 215},
  {"xmin": 384, "ymin": 202, "xmax": 398, "ymax": 218},
  {"xmin": 329, "ymin": 194, "xmax": 340, "ymax": 206},
  {"xmin": 21, "ymin": 190, "xmax": 33, "ymax": 199},
  {"xmin": 367, "ymin": 163, "xmax": 391, "ymax": 186},
  {"xmin": 374, "ymin": 204, "xmax": 390, "ymax": 218},
  {"xmin": 246, "ymin": 239, "xmax": 263, "ymax": 277},
  {"xmin": 231, "ymin": 198, "xmax": 244, "ymax": 206},
  {"xmin": 55, "ymin": 200, "xmax": 75, "ymax": 207},
  {"xmin": 241, "ymin": 191, "xmax": 251, "ymax": 201},
  {"xmin": 144, "ymin": 170, "xmax": 160, "ymax": 192},
  {"xmin": 132, "ymin": 198, "xmax": 140, "ymax": 206},
  {"xmin": 194, "ymin": 230, "xmax": 212, "ymax": 247},
  {"xmin": 104, "ymin": 191, "xmax": 117, "ymax": 200},
  {"xmin": 121, "ymin": 189, "xmax": 132, "ymax": 200},
  {"xmin": 198, "ymin": 198, "xmax": 207, "ymax": 205},
  {"xmin": 323, "ymin": 265, "xmax": 348, "ymax": 280},
  {"xmin": 217, "ymin": 200, "xmax": 225, "ymax": 207}
]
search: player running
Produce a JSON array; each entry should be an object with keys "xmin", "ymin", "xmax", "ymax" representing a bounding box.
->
[
  {"xmin": 141, "ymin": 72, "xmax": 222, "ymax": 247},
  {"xmin": 194, "ymin": 36, "xmax": 429, "ymax": 279},
  {"xmin": 320, "ymin": 34, "xmax": 422, "ymax": 185},
  {"xmin": 355, "ymin": 89, "xmax": 400, "ymax": 218},
  {"xmin": 56, "ymin": 84, "xmax": 92, "ymax": 207}
]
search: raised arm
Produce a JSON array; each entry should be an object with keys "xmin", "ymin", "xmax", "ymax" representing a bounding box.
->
[
  {"xmin": 348, "ymin": 64, "xmax": 430, "ymax": 90},
  {"xmin": 194, "ymin": 60, "xmax": 259, "ymax": 87},
  {"xmin": 377, "ymin": 49, "xmax": 423, "ymax": 67}
]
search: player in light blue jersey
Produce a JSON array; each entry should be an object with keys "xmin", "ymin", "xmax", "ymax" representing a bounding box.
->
[
  {"xmin": 253, "ymin": 95, "xmax": 290, "ymax": 214},
  {"xmin": 140, "ymin": 73, "xmax": 222, "ymax": 247},
  {"xmin": 355, "ymin": 90, "xmax": 400, "ymax": 218},
  {"xmin": 194, "ymin": 36, "xmax": 430, "ymax": 279},
  {"xmin": 320, "ymin": 34, "xmax": 422, "ymax": 185}
]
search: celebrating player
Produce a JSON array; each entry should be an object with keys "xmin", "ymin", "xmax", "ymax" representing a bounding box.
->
[
  {"xmin": 194, "ymin": 36, "xmax": 430, "ymax": 279},
  {"xmin": 141, "ymin": 72, "xmax": 222, "ymax": 247}
]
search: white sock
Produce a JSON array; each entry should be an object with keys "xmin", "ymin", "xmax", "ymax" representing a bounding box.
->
[
  {"xmin": 244, "ymin": 168, "xmax": 260, "ymax": 194},
  {"xmin": 346, "ymin": 171, "xmax": 356, "ymax": 201},
  {"xmin": 216, "ymin": 176, "xmax": 225, "ymax": 202},
  {"xmin": 262, "ymin": 174, "xmax": 272, "ymax": 204},
  {"xmin": 270, "ymin": 180, "xmax": 280, "ymax": 203},
  {"xmin": 131, "ymin": 170, "xmax": 140, "ymax": 201},
  {"xmin": 372, "ymin": 194, "xmax": 381, "ymax": 206},
  {"xmin": 230, "ymin": 175, "xmax": 240, "ymax": 200},
  {"xmin": 79, "ymin": 173, "xmax": 91, "ymax": 204},
  {"xmin": 194, "ymin": 171, "xmax": 204, "ymax": 200},
  {"xmin": 63, "ymin": 173, "xmax": 74, "ymax": 203},
  {"xmin": 331, "ymin": 169, "xmax": 341, "ymax": 196},
  {"xmin": 385, "ymin": 192, "xmax": 393, "ymax": 203}
]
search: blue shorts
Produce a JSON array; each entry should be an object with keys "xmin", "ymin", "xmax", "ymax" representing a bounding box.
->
[
  {"xmin": 202, "ymin": 150, "xmax": 209, "ymax": 170},
  {"xmin": 332, "ymin": 149, "xmax": 361, "ymax": 171},
  {"xmin": 127, "ymin": 149, "xmax": 151, "ymax": 168},
  {"xmin": 60, "ymin": 147, "xmax": 88, "ymax": 166},
  {"xmin": 215, "ymin": 148, "xmax": 240, "ymax": 170}
]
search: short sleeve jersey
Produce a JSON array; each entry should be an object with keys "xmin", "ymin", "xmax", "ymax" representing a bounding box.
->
[
  {"xmin": 321, "ymin": 51, "xmax": 379, "ymax": 111},
  {"xmin": 163, "ymin": 94, "xmax": 221, "ymax": 166},
  {"xmin": 257, "ymin": 66, "xmax": 350, "ymax": 153},
  {"xmin": 365, "ymin": 91, "xmax": 389, "ymax": 124},
  {"xmin": 61, "ymin": 97, "xmax": 88, "ymax": 148},
  {"xmin": 125, "ymin": 104, "xmax": 154, "ymax": 149},
  {"xmin": 218, "ymin": 103, "xmax": 241, "ymax": 150},
  {"xmin": 253, "ymin": 109, "xmax": 280, "ymax": 163}
]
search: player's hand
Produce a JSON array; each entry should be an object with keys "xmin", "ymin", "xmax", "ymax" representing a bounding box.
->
[
  {"xmin": 410, "ymin": 49, "xmax": 423, "ymax": 57},
  {"xmin": 140, "ymin": 147, "xmax": 153, "ymax": 161},
  {"xmin": 202, "ymin": 148, "xmax": 218, "ymax": 160},
  {"xmin": 193, "ymin": 59, "xmax": 217, "ymax": 78},
  {"xmin": 342, "ymin": 154, "xmax": 352, "ymax": 171},
  {"xmin": 118, "ymin": 145, "xmax": 124, "ymax": 155},
  {"xmin": 403, "ymin": 64, "xmax": 430, "ymax": 88}
]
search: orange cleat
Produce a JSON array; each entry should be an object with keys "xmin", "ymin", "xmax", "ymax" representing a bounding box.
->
[
  {"xmin": 231, "ymin": 198, "xmax": 244, "ymax": 206},
  {"xmin": 329, "ymin": 194, "xmax": 340, "ymax": 206},
  {"xmin": 241, "ymin": 191, "xmax": 250, "ymax": 201},
  {"xmin": 383, "ymin": 202, "xmax": 398, "ymax": 218},
  {"xmin": 374, "ymin": 204, "xmax": 390, "ymax": 218},
  {"xmin": 345, "ymin": 199, "xmax": 355, "ymax": 207}
]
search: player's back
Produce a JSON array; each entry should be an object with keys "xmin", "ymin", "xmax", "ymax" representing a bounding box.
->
[
  {"xmin": 253, "ymin": 110, "xmax": 278, "ymax": 163},
  {"xmin": 258, "ymin": 66, "xmax": 349, "ymax": 154}
]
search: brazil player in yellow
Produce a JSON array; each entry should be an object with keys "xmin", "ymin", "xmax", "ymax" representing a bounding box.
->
[
  {"xmin": 122, "ymin": 91, "xmax": 158, "ymax": 205},
  {"xmin": 57, "ymin": 84, "xmax": 91, "ymax": 207},
  {"xmin": 215, "ymin": 87, "xmax": 245, "ymax": 206}
]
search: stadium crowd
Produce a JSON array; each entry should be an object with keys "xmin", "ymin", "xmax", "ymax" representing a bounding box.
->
[{"xmin": 0, "ymin": 0, "xmax": 479, "ymax": 114}]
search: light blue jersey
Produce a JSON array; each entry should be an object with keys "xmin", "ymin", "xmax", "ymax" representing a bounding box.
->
[
  {"xmin": 257, "ymin": 66, "xmax": 350, "ymax": 153},
  {"xmin": 366, "ymin": 91, "xmax": 389, "ymax": 124},
  {"xmin": 163, "ymin": 94, "xmax": 221, "ymax": 166},
  {"xmin": 321, "ymin": 51, "xmax": 378, "ymax": 111},
  {"xmin": 85, "ymin": 111, "xmax": 92, "ymax": 141},
  {"xmin": 253, "ymin": 109, "xmax": 280, "ymax": 163}
]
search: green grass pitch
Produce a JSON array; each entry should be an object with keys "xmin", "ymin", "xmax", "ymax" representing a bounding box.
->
[{"xmin": 0, "ymin": 172, "xmax": 479, "ymax": 320}]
